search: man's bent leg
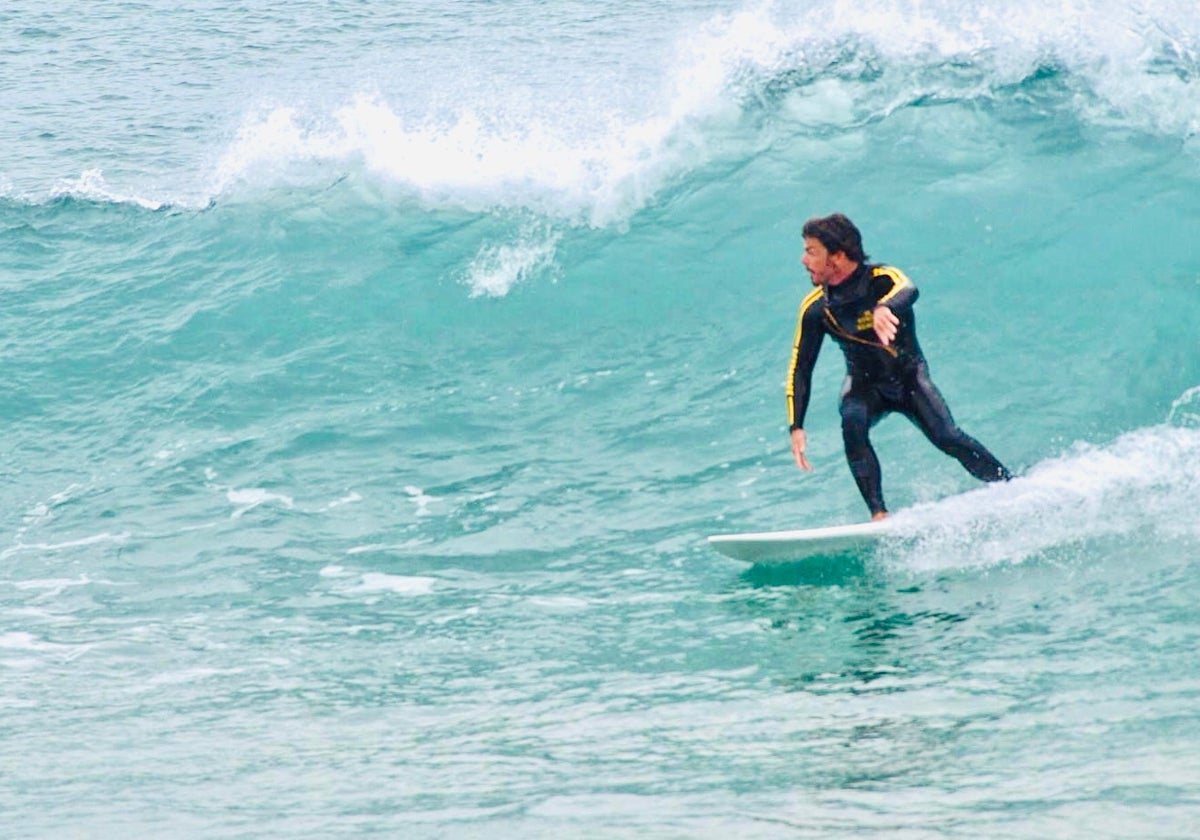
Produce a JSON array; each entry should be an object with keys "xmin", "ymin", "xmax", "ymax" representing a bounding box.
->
[
  {"xmin": 906, "ymin": 365, "xmax": 1011, "ymax": 482},
  {"xmin": 840, "ymin": 390, "xmax": 888, "ymax": 515}
]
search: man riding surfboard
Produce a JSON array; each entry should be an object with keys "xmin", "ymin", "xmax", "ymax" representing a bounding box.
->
[{"xmin": 787, "ymin": 213, "xmax": 1011, "ymax": 519}]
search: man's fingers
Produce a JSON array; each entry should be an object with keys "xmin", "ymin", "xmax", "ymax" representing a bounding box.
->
[
  {"xmin": 791, "ymin": 429, "xmax": 812, "ymax": 471},
  {"xmin": 793, "ymin": 449, "xmax": 813, "ymax": 472},
  {"xmin": 874, "ymin": 306, "xmax": 899, "ymax": 346}
]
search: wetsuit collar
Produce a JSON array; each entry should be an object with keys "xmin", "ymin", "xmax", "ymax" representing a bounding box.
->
[{"xmin": 824, "ymin": 262, "xmax": 869, "ymax": 299}]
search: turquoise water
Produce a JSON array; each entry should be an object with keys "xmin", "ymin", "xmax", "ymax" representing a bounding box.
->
[{"xmin": 4, "ymin": 1, "xmax": 1200, "ymax": 836}]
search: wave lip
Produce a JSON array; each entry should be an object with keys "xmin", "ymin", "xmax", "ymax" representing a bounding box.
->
[{"xmin": 210, "ymin": 94, "xmax": 709, "ymax": 228}]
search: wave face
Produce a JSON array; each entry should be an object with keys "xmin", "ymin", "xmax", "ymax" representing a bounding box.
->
[{"xmin": 3, "ymin": 1, "xmax": 1200, "ymax": 837}]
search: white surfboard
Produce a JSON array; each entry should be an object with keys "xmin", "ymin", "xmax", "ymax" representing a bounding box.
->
[{"xmin": 707, "ymin": 519, "xmax": 895, "ymax": 564}]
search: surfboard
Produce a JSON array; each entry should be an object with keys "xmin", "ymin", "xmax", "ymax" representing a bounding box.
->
[{"xmin": 707, "ymin": 519, "xmax": 894, "ymax": 564}]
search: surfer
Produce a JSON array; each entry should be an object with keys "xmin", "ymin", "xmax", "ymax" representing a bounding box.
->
[{"xmin": 787, "ymin": 213, "xmax": 1011, "ymax": 520}]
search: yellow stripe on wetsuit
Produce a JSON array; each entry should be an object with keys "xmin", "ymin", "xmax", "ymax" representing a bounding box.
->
[
  {"xmin": 785, "ymin": 286, "xmax": 825, "ymax": 428},
  {"xmin": 872, "ymin": 265, "xmax": 913, "ymax": 305}
]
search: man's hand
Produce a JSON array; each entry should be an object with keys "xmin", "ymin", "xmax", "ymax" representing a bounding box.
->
[
  {"xmin": 791, "ymin": 428, "xmax": 812, "ymax": 472},
  {"xmin": 873, "ymin": 305, "xmax": 899, "ymax": 347}
]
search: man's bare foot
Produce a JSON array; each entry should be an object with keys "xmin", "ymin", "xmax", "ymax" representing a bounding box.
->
[{"xmin": 871, "ymin": 511, "xmax": 889, "ymax": 522}]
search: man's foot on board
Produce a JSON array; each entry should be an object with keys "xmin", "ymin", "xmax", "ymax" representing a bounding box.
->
[{"xmin": 871, "ymin": 511, "xmax": 889, "ymax": 522}]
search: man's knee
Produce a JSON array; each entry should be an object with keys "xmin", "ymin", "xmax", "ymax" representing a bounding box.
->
[
  {"xmin": 928, "ymin": 426, "xmax": 969, "ymax": 453},
  {"xmin": 841, "ymin": 412, "xmax": 871, "ymax": 451},
  {"xmin": 840, "ymin": 396, "xmax": 871, "ymax": 428}
]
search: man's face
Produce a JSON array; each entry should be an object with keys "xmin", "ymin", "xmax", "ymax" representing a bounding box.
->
[{"xmin": 801, "ymin": 236, "xmax": 840, "ymax": 286}]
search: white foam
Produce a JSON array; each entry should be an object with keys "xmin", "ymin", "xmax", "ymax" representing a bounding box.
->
[
  {"xmin": 326, "ymin": 492, "xmax": 363, "ymax": 510},
  {"xmin": 1168, "ymin": 386, "xmax": 1200, "ymax": 429},
  {"xmin": 886, "ymin": 424, "xmax": 1200, "ymax": 571},
  {"xmin": 10, "ymin": 575, "xmax": 93, "ymax": 591},
  {"xmin": 463, "ymin": 228, "xmax": 561, "ymax": 297},
  {"xmin": 528, "ymin": 595, "xmax": 591, "ymax": 612},
  {"xmin": 0, "ymin": 631, "xmax": 91, "ymax": 665},
  {"xmin": 211, "ymin": 92, "xmax": 709, "ymax": 228},
  {"xmin": 404, "ymin": 486, "xmax": 439, "ymax": 517},
  {"xmin": 0, "ymin": 631, "xmax": 52, "ymax": 650},
  {"xmin": 145, "ymin": 667, "xmax": 241, "ymax": 687},
  {"xmin": 227, "ymin": 488, "xmax": 295, "ymax": 519},
  {"xmin": 352, "ymin": 572, "xmax": 436, "ymax": 596},
  {"xmin": 49, "ymin": 168, "xmax": 165, "ymax": 210},
  {"xmin": 0, "ymin": 534, "xmax": 127, "ymax": 561}
]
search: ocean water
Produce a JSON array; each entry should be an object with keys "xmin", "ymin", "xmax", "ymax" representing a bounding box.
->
[{"xmin": 3, "ymin": 0, "xmax": 1200, "ymax": 836}]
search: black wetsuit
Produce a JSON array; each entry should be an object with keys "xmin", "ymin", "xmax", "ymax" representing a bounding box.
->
[{"xmin": 787, "ymin": 262, "xmax": 1010, "ymax": 515}]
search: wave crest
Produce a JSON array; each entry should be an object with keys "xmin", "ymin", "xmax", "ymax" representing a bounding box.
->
[
  {"xmin": 211, "ymin": 2, "xmax": 1199, "ymax": 223},
  {"xmin": 9, "ymin": 1, "xmax": 1198, "ymax": 223}
]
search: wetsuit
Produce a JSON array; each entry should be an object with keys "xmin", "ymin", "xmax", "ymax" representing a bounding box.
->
[{"xmin": 787, "ymin": 262, "xmax": 1010, "ymax": 515}]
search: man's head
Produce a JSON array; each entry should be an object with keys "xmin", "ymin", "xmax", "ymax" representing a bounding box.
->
[{"xmin": 801, "ymin": 213, "xmax": 867, "ymax": 286}]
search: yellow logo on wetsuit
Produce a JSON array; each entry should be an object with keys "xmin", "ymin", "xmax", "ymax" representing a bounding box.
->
[{"xmin": 856, "ymin": 310, "xmax": 874, "ymax": 331}]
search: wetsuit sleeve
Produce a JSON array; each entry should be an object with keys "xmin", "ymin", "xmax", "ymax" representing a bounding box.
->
[
  {"xmin": 786, "ymin": 289, "xmax": 826, "ymax": 430},
  {"xmin": 872, "ymin": 265, "xmax": 919, "ymax": 311}
]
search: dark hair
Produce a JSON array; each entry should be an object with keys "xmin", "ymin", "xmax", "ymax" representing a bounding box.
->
[{"xmin": 802, "ymin": 213, "xmax": 868, "ymax": 263}]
